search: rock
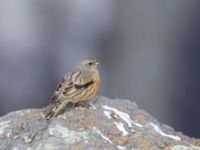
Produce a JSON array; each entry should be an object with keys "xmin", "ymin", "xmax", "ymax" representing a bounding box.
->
[{"xmin": 0, "ymin": 96, "xmax": 199, "ymax": 150}]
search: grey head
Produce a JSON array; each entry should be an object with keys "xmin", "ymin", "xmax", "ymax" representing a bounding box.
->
[{"xmin": 75, "ymin": 58, "xmax": 100, "ymax": 72}]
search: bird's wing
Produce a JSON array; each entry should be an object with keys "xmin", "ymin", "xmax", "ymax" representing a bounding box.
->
[
  {"xmin": 62, "ymin": 71, "xmax": 95, "ymax": 100},
  {"xmin": 51, "ymin": 71, "xmax": 94, "ymax": 102},
  {"xmin": 51, "ymin": 73, "xmax": 73, "ymax": 102}
]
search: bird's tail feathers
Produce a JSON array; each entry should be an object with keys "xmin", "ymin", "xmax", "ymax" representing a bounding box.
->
[
  {"xmin": 45, "ymin": 103, "xmax": 59, "ymax": 120},
  {"xmin": 45, "ymin": 99, "xmax": 67, "ymax": 120}
]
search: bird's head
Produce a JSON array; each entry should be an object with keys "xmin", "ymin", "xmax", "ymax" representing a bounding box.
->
[{"xmin": 76, "ymin": 58, "xmax": 100, "ymax": 71}]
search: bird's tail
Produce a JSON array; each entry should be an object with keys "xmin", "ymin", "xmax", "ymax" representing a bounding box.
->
[
  {"xmin": 45, "ymin": 104, "xmax": 59, "ymax": 120},
  {"xmin": 45, "ymin": 99, "xmax": 66, "ymax": 120}
]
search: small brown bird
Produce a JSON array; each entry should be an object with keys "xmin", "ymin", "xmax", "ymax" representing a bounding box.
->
[{"xmin": 45, "ymin": 58, "xmax": 100, "ymax": 120}]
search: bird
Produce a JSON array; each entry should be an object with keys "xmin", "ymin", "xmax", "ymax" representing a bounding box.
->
[{"xmin": 45, "ymin": 58, "xmax": 101, "ymax": 120}]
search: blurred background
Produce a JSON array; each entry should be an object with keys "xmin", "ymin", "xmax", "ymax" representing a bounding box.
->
[{"xmin": 0, "ymin": 0, "xmax": 200, "ymax": 138}]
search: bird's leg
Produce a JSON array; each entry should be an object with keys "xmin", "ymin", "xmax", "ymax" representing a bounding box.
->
[{"xmin": 75, "ymin": 101, "xmax": 92, "ymax": 109}]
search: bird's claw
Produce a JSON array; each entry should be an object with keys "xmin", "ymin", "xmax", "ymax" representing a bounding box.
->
[{"xmin": 75, "ymin": 101, "xmax": 92, "ymax": 109}]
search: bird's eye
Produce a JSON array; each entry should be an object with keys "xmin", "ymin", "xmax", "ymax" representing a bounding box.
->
[{"xmin": 88, "ymin": 62, "xmax": 93, "ymax": 66}]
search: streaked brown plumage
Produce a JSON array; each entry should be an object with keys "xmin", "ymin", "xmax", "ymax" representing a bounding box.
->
[{"xmin": 45, "ymin": 58, "xmax": 100, "ymax": 120}]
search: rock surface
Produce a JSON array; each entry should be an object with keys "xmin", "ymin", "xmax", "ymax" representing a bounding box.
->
[{"xmin": 0, "ymin": 96, "xmax": 199, "ymax": 150}]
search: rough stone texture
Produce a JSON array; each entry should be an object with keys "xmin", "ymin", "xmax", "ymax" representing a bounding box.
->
[{"xmin": 0, "ymin": 96, "xmax": 200, "ymax": 150}]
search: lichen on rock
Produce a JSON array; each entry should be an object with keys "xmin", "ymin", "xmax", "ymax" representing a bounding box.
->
[{"xmin": 0, "ymin": 96, "xmax": 199, "ymax": 150}]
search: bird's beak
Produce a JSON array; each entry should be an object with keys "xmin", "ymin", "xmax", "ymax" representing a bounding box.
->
[{"xmin": 95, "ymin": 60, "xmax": 101, "ymax": 65}]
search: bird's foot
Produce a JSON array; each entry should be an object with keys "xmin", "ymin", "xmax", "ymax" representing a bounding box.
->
[{"xmin": 75, "ymin": 101, "xmax": 92, "ymax": 109}]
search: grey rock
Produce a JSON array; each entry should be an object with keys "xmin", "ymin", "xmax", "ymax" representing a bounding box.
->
[{"xmin": 0, "ymin": 96, "xmax": 199, "ymax": 150}]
